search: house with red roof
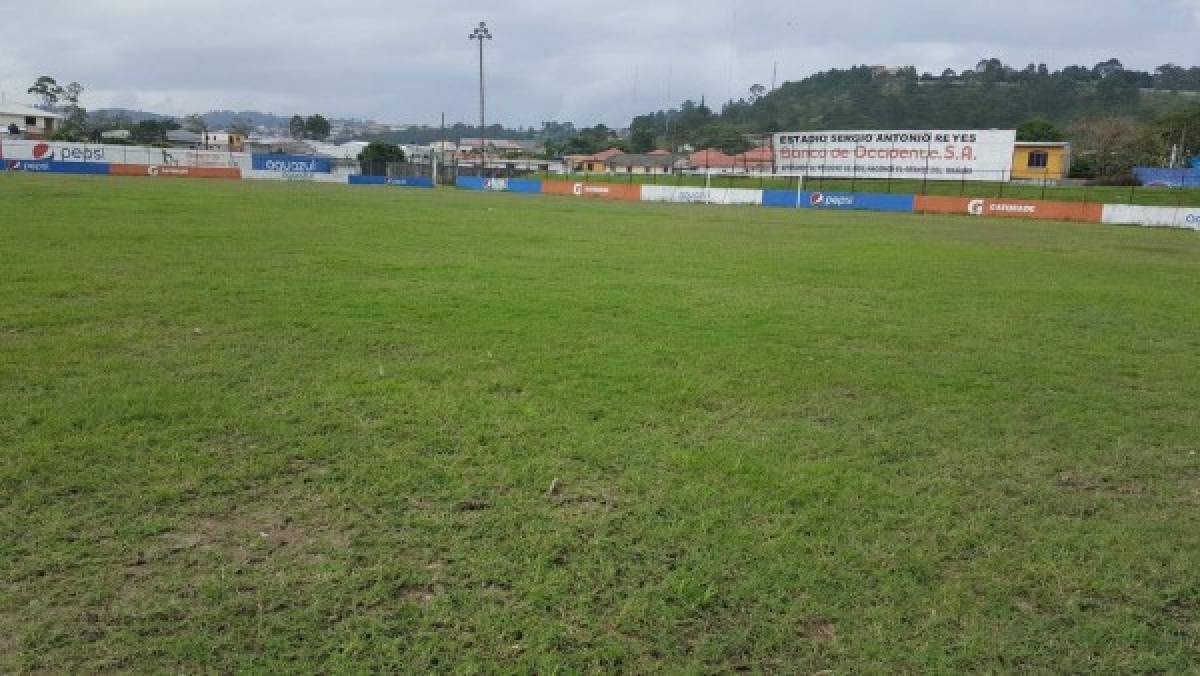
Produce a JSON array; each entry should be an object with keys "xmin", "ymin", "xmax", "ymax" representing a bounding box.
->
[{"xmin": 565, "ymin": 147, "xmax": 623, "ymax": 173}]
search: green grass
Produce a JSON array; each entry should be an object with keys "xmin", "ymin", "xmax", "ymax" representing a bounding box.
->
[
  {"xmin": 546, "ymin": 172, "xmax": 1200, "ymax": 206},
  {"xmin": 2, "ymin": 174, "xmax": 1199, "ymax": 672}
]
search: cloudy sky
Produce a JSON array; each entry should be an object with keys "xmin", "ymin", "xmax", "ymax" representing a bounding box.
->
[{"xmin": 1, "ymin": 0, "xmax": 1198, "ymax": 128}]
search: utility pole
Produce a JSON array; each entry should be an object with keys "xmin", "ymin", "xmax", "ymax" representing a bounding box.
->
[{"xmin": 469, "ymin": 21, "xmax": 492, "ymax": 175}]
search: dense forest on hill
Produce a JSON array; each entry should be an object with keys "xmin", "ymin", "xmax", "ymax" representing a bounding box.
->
[{"xmin": 609, "ymin": 59, "xmax": 1200, "ymax": 179}]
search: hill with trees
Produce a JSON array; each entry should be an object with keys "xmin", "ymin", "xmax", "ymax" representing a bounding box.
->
[{"xmin": 622, "ymin": 59, "xmax": 1200, "ymax": 177}]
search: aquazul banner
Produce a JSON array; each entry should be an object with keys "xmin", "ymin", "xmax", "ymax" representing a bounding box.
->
[{"xmin": 251, "ymin": 154, "xmax": 332, "ymax": 174}]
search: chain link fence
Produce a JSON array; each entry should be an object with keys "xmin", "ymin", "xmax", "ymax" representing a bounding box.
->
[{"xmin": 535, "ymin": 167, "xmax": 1200, "ymax": 207}]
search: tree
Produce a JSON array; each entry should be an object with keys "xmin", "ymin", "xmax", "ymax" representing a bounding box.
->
[
  {"xmin": 1093, "ymin": 58, "xmax": 1124, "ymax": 78},
  {"xmin": 27, "ymin": 76, "xmax": 62, "ymax": 109},
  {"xmin": 748, "ymin": 84, "xmax": 767, "ymax": 102},
  {"xmin": 304, "ymin": 114, "xmax": 331, "ymax": 140},
  {"xmin": 1151, "ymin": 103, "xmax": 1200, "ymax": 161},
  {"xmin": 130, "ymin": 119, "xmax": 178, "ymax": 144},
  {"xmin": 1017, "ymin": 118, "xmax": 1065, "ymax": 142},
  {"xmin": 182, "ymin": 114, "xmax": 207, "ymax": 134},
  {"xmin": 1068, "ymin": 116, "xmax": 1163, "ymax": 178},
  {"xmin": 229, "ymin": 118, "xmax": 252, "ymax": 136},
  {"xmin": 289, "ymin": 115, "xmax": 306, "ymax": 139},
  {"xmin": 62, "ymin": 82, "xmax": 83, "ymax": 106},
  {"xmin": 357, "ymin": 141, "xmax": 405, "ymax": 175}
]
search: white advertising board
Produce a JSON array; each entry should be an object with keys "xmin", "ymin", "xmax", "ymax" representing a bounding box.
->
[
  {"xmin": 640, "ymin": 185, "xmax": 763, "ymax": 205},
  {"xmin": 772, "ymin": 129, "xmax": 1016, "ymax": 182},
  {"xmin": 1102, "ymin": 204, "xmax": 1200, "ymax": 230},
  {"xmin": 0, "ymin": 139, "xmax": 240, "ymax": 167}
]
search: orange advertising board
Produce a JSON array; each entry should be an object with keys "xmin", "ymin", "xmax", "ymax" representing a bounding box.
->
[
  {"xmin": 541, "ymin": 180, "xmax": 640, "ymax": 201},
  {"xmin": 914, "ymin": 195, "xmax": 1102, "ymax": 222},
  {"xmin": 110, "ymin": 164, "xmax": 241, "ymax": 179}
]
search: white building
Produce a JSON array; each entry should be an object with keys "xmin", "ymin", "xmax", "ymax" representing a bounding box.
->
[{"xmin": 1, "ymin": 103, "xmax": 64, "ymax": 138}]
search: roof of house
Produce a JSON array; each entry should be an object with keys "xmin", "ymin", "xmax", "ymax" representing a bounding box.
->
[
  {"xmin": 738, "ymin": 147, "xmax": 774, "ymax": 162},
  {"xmin": 0, "ymin": 102, "xmax": 64, "ymax": 119},
  {"xmin": 648, "ymin": 149, "xmax": 672, "ymax": 156},
  {"xmin": 460, "ymin": 138, "xmax": 527, "ymax": 150},
  {"xmin": 1014, "ymin": 141, "xmax": 1071, "ymax": 148},
  {"xmin": 604, "ymin": 153, "xmax": 676, "ymax": 168},
  {"xmin": 585, "ymin": 148, "xmax": 622, "ymax": 162},
  {"xmin": 687, "ymin": 149, "xmax": 738, "ymax": 167},
  {"xmin": 166, "ymin": 130, "xmax": 202, "ymax": 143}
]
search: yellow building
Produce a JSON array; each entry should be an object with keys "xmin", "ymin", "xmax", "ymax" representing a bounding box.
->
[{"xmin": 1011, "ymin": 142, "xmax": 1071, "ymax": 183}]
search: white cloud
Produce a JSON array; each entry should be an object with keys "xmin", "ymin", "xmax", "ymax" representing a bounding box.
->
[{"xmin": 0, "ymin": 0, "xmax": 1194, "ymax": 127}]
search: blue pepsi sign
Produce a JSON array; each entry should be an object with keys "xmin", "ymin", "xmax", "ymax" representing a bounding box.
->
[
  {"xmin": 4, "ymin": 160, "xmax": 110, "ymax": 175},
  {"xmin": 797, "ymin": 191, "xmax": 914, "ymax": 213},
  {"xmin": 252, "ymin": 154, "xmax": 332, "ymax": 173}
]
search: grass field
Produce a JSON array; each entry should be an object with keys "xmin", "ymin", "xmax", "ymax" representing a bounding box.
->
[
  {"xmin": 545, "ymin": 172, "xmax": 1200, "ymax": 207},
  {"xmin": 2, "ymin": 174, "xmax": 1199, "ymax": 672}
]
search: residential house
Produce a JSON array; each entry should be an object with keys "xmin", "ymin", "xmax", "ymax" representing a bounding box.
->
[
  {"xmin": 604, "ymin": 153, "xmax": 676, "ymax": 175},
  {"xmin": 0, "ymin": 103, "xmax": 63, "ymax": 139}
]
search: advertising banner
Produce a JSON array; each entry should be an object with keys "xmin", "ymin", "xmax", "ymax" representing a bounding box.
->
[
  {"xmin": 506, "ymin": 179, "xmax": 543, "ymax": 194},
  {"xmin": 348, "ymin": 175, "xmax": 388, "ymax": 185},
  {"xmin": 762, "ymin": 190, "xmax": 799, "ymax": 208},
  {"xmin": 798, "ymin": 191, "xmax": 914, "ymax": 213},
  {"xmin": 243, "ymin": 169, "xmax": 348, "ymax": 183},
  {"xmin": 915, "ymin": 195, "xmax": 1102, "ymax": 222},
  {"xmin": 110, "ymin": 164, "xmax": 240, "ymax": 179},
  {"xmin": 4, "ymin": 160, "xmax": 110, "ymax": 174},
  {"xmin": 387, "ymin": 176, "xmax": 434, "ymax": 188},
  {"xmin": 1102, "ymin": 205, "xmax": 1200, "ymax": 230},
  {"xmin": 1133, "ymin": 167, "xmax": 1200, "ymax": 188},
  {"xmin": 456, "ymin": 176, "xmax": 507, "ymax": 191},
  {"xmin": 773, "ymin": 130, "xmax": 1016, "ymax": 182},
  {"xmin": 542, "ymin": 180, "xmax": 641, "ymax": 201},
  {"xmin": 640, "ymin": 186, "xmax": 763, "ymax": 205},
  {"xmin": 1, "ymin": 140, "xmax": 239, "ymax": 168},
  {"xmin": 251, "ymin": 154, "xmax": 332, "ymax": 174},
  {"xmin": 2, "ymin": 140, "xmax": 112, "ymax": 163}
]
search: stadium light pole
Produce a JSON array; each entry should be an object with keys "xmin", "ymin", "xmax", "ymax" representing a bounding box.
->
[{"xmin": 469, "ymin": 21, "xmax": 493, "ymax": 175}]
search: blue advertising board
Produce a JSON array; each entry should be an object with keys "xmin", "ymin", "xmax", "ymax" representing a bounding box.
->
[
  {"xmin": 506, "ymin": 179, "xmax": 543, "ymax": 194},
  {"xmin": 251, "ymin": 154, "xmax": 332, "ymax": 173},
  {"xmin": 4, "ymin": 160, "xmax": 111, "ymax": 175},
  {"xmin": 762, "ymin": 190, "xmax": 799, "ymax": 208},
  {"xmin": 797, "ymin": 191, "xmax": 915, "ymax": 213},
  {"xmin": 387, "ymin": 176, "xmax": 434, "ymax": 188},
  {"xmin": 456, "ymin": 176, "xmax": 486, "ymax": 190},
  {"xmin": 455, "ymin": 176, "xmax": 541, "ymax": 192},
  {"xmin": 347, "ymin": 175, "xmax": 388, "ymax": 185},
  {"xmin": 1134, "ymin": 167, "xmax": 1200, "ymax": 188}
]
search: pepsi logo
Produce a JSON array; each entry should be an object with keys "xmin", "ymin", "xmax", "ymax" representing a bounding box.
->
[{"xmin": 810, "ymin": 192, "xmax": 825, "ymax": 206}]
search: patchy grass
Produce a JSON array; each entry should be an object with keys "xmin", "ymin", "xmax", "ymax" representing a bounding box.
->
[{"xmin": 2, "ymin": 173, "xmax": 1199, "ymax": 672}]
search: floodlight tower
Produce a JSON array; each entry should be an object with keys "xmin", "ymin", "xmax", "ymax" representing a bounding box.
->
[{"xmin": 469, "ymin": 21, "xmax": 493, "ymax": 173}]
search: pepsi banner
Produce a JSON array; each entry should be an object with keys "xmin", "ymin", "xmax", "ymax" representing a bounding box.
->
[
  {"xmin": 5, "ymin": 160, "xmax": 110, "ymax": 175},
  {"xmin": 251, "ymin": 154, "xmax": 332, "ymax": 174},
  {"xmin": 798, "ymin": 191, "xmax": 915, "ymax": 213}
]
